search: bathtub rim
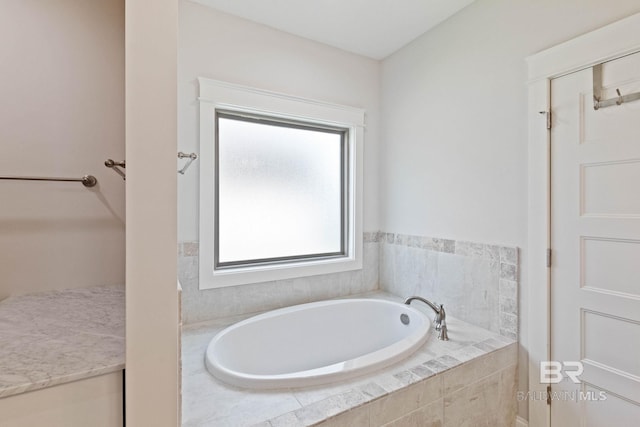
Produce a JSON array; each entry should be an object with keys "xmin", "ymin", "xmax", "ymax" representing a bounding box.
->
[{"xmin": 205, "ymin": 298, "xmax": 433, "ymax": 389}]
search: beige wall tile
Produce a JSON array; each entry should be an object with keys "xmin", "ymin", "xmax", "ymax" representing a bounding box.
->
[
  {"xmin": 318, "ymin": 405, "xmax": 370, "ymax": 427},
  {"xmin": 443, "ymin": 371, "xmax": 501, "ymax": 427},
  {"xmin": 442, "ymin": 343, "xmax": 516, "ymax": 395},
  {"xmin": 498, "ymin": 364, "xmax": 518, "ymax": 427},
  {"xmin": 381, "ymin": 399, "xmax": 443, "ymax": 427},
  {"xmin": 370, "ymin": 376, "xmax": 442, "ymax": 426}
]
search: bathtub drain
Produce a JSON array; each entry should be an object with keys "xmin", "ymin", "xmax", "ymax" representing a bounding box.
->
[{"xmin": 400, "ymin": 313, "xmax": 410, "ymax": 325}]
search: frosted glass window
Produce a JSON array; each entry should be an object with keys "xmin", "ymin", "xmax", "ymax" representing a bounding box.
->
[{"xmin": 216, "ymin": 112, "xmax": 346, "ymax": 266}]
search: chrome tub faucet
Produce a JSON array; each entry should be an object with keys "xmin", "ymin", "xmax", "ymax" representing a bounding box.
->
[{"xmin": 404, "ymin": 296, "xmax": 449, "ymax": 341}]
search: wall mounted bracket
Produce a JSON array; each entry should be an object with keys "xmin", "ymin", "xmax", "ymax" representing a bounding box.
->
[
  {"xmin": 105, "ymin": 159, "xmax": 126, "ymax": 180},
  {"xmin": 593, "ymin": 63, "xmax": 640, "ymax": 110},
  {"xmin": 178, "ymin": 152, "xmax": 198, "ymax": 175}
]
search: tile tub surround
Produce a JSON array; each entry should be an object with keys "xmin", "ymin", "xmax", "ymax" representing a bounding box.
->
[
  {"xmin": 179, "ymin": 232, "xmax": 518, "ymax": 341},
  {"xmin": 0, "ymin": 285, "xmax": 125, "ymax": 398},
  {"xmin": 178, "ymin": 232, "xmax": 380, "ymax": 324},
  {"xmin": 377, "ymin": 232, "xmax": 519, "ymax": 339},
  {"xmin": 181, "ymin": 292, "xmax": 518, "ymax": 427}
]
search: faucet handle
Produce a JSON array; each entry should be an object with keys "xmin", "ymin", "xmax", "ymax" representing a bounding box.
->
[
  {"xmin": 438, "ymin": 324, "xmax": 449, "ymax": 341},
  {"xmin": 434, "ymin": 304, "xmax": 446, "ymax": 330}
]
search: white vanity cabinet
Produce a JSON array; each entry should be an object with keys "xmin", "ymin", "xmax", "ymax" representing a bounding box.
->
[{"xmin": 0, "ymin": 371, "xmax": 123, "ymax": 427}]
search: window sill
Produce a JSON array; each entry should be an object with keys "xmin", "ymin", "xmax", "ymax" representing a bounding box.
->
[{"xmin": 199, "ymin": 251, "xmax": 362, "ymax": 289}]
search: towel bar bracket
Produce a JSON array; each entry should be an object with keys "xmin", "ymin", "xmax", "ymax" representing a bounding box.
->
[{"xmin": 593, "ymin": 63, "xmax": 640, "ymax": 110}]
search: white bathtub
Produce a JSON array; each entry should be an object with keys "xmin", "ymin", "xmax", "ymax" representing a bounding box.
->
[{"xmin": 205, "ymin": 298, "xmax": 432, "ymax": 389}]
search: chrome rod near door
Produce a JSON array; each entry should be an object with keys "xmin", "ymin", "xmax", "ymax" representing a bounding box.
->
[{"xmin": 0, "ymin": 174, "xmax": 97, "ymax": 187}]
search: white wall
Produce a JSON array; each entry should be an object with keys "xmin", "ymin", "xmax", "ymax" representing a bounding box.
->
[
  {"xmin": 125, "ymin": 0, "xmax": 179, "ymax": 424},
  {"xmin": 176, "ymin": 0, "xmax": 640, "ymax": 421},
  {"xmin": 380, "ymin": 0, "xmax": 640, "ymax": 420},
  {"xmin": 0, "ymin": 0, "xmax": 125, "ymax": 299},
  {"xmin": 177, "ymin": 0, "xmax": 381, "ymax": 323},
  {"xmin": 178, "ymin": 0, "xmax": 381, "ymax": 241}
]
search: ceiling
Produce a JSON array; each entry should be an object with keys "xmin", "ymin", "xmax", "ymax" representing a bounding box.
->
[{"xmin": 192, "ymin": 0, "xmax": 476, "ymax": 60}]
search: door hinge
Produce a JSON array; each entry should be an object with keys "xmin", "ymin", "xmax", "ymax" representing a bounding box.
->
[
  {"xmin": 547, "ymin": 385, "xmax": 552, "ymax": 405},
  {"xmin": 546, "ymin": 248, "xmax": 552, "ymax": 268},
  {"xmin": 539, "ymin": 110, "xmax": 552, "ymax": 129}
]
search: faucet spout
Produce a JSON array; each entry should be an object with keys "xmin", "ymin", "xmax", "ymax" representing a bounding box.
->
[{"xmin": 404, "ymin": 296, "xmax": 449, "ymax": 341}]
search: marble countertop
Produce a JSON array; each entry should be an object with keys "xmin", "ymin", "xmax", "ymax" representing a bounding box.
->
[
  {"xmin": 181, "ymin": 291, "xmax": 516, "ymax": 427},
  {"xmin": 0, "ymin": 285, "xmax": 125, "ymax": 398}
]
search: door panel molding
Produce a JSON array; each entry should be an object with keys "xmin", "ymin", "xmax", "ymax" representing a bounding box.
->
[{"xmin": 527, "ymin": 12, "xmax": 640, "ymax": 427}]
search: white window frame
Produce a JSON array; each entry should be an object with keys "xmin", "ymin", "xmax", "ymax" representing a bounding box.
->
[{"xmin": 198, "ymin": 78, "xmax": 364, "ymax": 289}]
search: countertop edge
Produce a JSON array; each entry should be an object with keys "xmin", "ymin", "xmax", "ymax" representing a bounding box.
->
[{"xmin": 0, "ymin": 362, "xmax": 125, "ymax": 399}]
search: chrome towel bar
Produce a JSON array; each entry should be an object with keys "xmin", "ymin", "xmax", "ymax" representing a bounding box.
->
[
  {"xmin": 105, "ymin": 159, "xmax": 126, "ymax": 180},
  {"xmin": 104, "ymin": 152, "xmax": 198, "ymax": 180},
  {"xmin": 178, "ymin": 152, "xmax": 197, "ymax": 175},
  {"xmin": 0, "ymin": 174, "xmax": 97, "ymax": 188}
]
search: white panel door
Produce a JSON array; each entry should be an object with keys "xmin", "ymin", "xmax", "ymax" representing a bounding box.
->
[{"xmin": 550, "ymin": 51, "xmax": 640, "ymax": 426}]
